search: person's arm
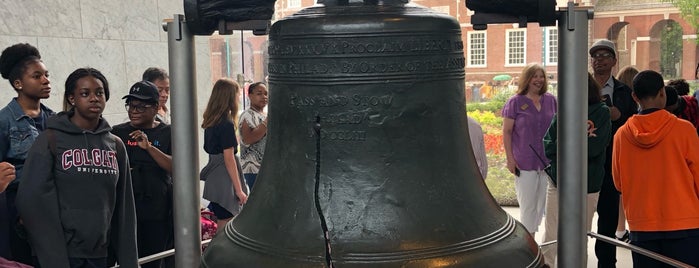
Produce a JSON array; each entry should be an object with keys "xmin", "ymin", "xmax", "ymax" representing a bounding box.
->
[
  {"xmin": 15, "ymin": 134, "xmax": 70, "ymax": 268},
  {"xmin": 503, "ymin": 117, "xmax": 517, "ymax": 174},
  {"xmin": 223, "ymin": 147, "xmax": 247, "ymax": 205},
  {"xmin": 611, "ymin": 134, "xmax": 623, "ymax": 193},
  {"xmin": 240, "ymin": 115, "xmax": 267, "ymax": 145},
  {"xmin": 468, "ymin": 117, "xmax": 488, "ymax": 179},
  {"xmin": 686, "ymin": 126, "xmax": 699, "ymax": 194},
  {"xmin": 0, "ymin": 162, "xmax": 15, "ymax": 193},
  {"xmin": 130, "ymin": 130, "xmax": 172, "ymax": 173},
  {"xmin": 112, "ymin": 138, "xmax": 138, "ymax": 268}
]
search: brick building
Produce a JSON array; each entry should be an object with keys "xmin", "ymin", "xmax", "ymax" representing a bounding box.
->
[{"xmin": 208, "ymin": 0, "xmax": 698, "ymax": 96}]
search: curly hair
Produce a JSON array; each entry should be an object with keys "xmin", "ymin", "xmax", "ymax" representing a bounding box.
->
[
  {"xmin": 0, "ymin": 43, "xmax": 42, "ymax": 89},
  {"xmin": 667, "ymin": 79, "xmax": 690, "ymax": 96},
  {"xmin": 247, "ymin": 81, "xmax": 266, "ymax": 94}
]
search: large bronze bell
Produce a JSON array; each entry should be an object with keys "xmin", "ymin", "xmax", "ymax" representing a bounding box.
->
[{"xmin": 201, "ymin": 0, "xmax": 544, "ymax": 267}]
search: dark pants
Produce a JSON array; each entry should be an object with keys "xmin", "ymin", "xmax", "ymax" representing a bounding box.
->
[
  {"xmin": 69, "ymin": 258, "xmax": 108, "ymax": 268},
  {"xmin": 0, "ymin": 192, "xmax": 10, "ymax": 259},
  {"xmin": 34, "ymin": 257, "xmax": 107, "ymax": 268},
  {"xmin": 162, "ymin": 223, "xmax": 175, "ymax": 268},
  {"xmin": 595, "ymin": 167, "xmax": 620, "ymax": 268},
  {"xmin": 244, "ymin": 173, "xmax": 257, "ymax": 191},
  {"xmin": 5, "ymin": 185, "xmax": 32, "ymax": 265},
  {"xmin": 631, "ymin": 236, "xmax": 699, "ymax": 267},
  {"xmin": 137, "ymin": 220, "xmax": 172, "ymax": 268}
]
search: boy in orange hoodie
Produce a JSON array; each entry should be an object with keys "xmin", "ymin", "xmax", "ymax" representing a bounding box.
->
[{"xmin": 612, "ymin": 70, "xmax": 699, "ymax": 267}]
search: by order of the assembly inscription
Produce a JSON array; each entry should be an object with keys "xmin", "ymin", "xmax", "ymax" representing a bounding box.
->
[
  {"xmin": 269, "ymin": 57, "xmax": 464, "ymax": 75},
  {"xmin": 268, "ymin": 38, "xmax": 461, "ymax": 56}
]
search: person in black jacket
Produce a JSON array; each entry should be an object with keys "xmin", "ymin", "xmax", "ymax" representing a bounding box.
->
[
  {"xmin": 16, "ymin": 68, "xmax": 138, "ymax": 268},
  {"xmin": 590, "ymin": 39, "xmax": 638, "ymax": 268},
  {"xmin": 111, "ymin": 81, "xmax": 172, "ymax": 268}
]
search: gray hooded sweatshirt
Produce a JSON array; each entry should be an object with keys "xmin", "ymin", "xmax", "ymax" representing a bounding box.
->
[{"xmin": 16, "ymin": 111, "xmax": 138, "ymax": 268}]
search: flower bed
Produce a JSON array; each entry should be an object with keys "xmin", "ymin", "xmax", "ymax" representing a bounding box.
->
[{"xmin": 467, "ymin": 88, "xmax": 518, "ymax": 206}]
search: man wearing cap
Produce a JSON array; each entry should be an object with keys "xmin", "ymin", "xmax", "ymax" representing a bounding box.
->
[
  {"xmin": 589, "ymin": 39, "xmax": 637, "ymax": 268},
  {"xmin": 111, "ymin": 81, "xmax": 173, "ymax": 268}
]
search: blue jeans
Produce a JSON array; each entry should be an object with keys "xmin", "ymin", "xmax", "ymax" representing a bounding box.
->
[{"xmin": 244, "ymin": 173, "xmax": 257, "ymax": 190}]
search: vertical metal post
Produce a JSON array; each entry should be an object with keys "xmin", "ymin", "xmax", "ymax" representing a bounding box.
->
[
  {"xmin": 166, "ymin": 14, "xmax": 201, "ymax": 268},
  {"xmin": 226, "ymin": 38, "xmax": 231, "ymax": 77},
  {"xmin": 240, "ymin": 30, "xmax": 248, "ymax": 110},
  {"xmin": 557, "ymin": 5, "xmax": 592, "ymax": 268}
]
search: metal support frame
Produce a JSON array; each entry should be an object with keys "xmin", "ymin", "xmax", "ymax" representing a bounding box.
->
[
  {"xmin": 218, "ymin": 20, "xmax": 270, "ymax": 35},
  {"xmin": 165, "ymin": 14, "xmax": 201, "ymax": 268},
  {"xmin": 587, "ymin": 233, "xmax": 695, "ymax": 268},
  {"xmin": 557, "ymin": 5, "xmax": 594, "ymax": 267},
  {"xmin": 541, "ymin": 233, "xmax": 695, "ymax": 268}
]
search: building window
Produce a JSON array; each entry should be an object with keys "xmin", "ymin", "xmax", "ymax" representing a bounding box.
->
[
  {"xmin": 288, "ymin": 0, "xmax": 301, "ymax": 8},
  {"xmin": 468, "ymin": 31, "xmax": 487, "ymax": 67},
  {"xmin": 618, "ymin": 26, "xmax": 628, "ymax": 51},
  {"xmin": 431, "ymin": 6, "xmax": 450, "ymax": 15},
  {"xmin": 506, "ymin": 29, "xmax": 526, "ymax": 66},
  {"xmin": 545, "ymin": 27, "xmax": 558, "ymax": 65}
]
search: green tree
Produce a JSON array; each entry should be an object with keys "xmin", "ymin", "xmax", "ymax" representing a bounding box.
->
[
  {"xmin": 663, "ymin": 0, "xmax": 699, "ymax": 42},
  {"xmin": 661, "ymin": 21, "xmax": 683, "ymax": 78}
]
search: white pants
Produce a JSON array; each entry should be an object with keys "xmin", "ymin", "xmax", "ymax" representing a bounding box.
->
[
  {"xmin": 514, "ymin": 169, "xmax": 549, "ymax": 233},
  {"xmin": 541, "ymin": 182, "xmax": 600, "ymax": 267}
]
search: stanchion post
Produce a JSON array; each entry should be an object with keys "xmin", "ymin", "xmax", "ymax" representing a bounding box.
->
[
  {"xmin": 165, "ymin": 14, "xmax": 201, "ymax": 268},
  {"xmin": 557, "ymin": 4, "xmax": 593, "ymax": 267}
]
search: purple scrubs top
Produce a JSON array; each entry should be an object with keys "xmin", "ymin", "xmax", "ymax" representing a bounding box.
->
[{"xmin": 502, "ymin": 93, "xmax": 557, "ymax": 170}]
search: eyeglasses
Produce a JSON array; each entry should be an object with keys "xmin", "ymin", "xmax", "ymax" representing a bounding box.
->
[
  {"xmin": 125, "ymin": 103, "xmax": 154, "ymax": 113},
  {"xmin": 591, "ymin": 52, "xmax": 614, "ymax": 59}
]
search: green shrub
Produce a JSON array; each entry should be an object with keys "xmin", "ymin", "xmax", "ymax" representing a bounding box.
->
[
  {"xmin": 484, "ymin": 153, "xmax": 518, "ymax": 206},
  {"xmin": 466, "ymin": 91, "xmax": 520, "ymax": 206},
  {"xmin": 468, "ymin": 110, "xmax": 502, "ymax": 128},
  {"xmin": 466, "ymin": 101, "xmax": 502, "ymax": 113},
  {"xmin": 466, "ymin": 87, "xmax": 514, "ymax": 113},
  {"xmin": 492, "ymin": 87, "xmax": 516, "ymax": 104}
]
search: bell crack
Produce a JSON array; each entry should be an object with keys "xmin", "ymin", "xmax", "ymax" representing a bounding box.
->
[{"xmin": 313, "ymin": 116, "xmax": 334, "ymax": 267}]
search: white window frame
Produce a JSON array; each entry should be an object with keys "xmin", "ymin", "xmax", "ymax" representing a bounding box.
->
[
  {"xmin": 505, "ymin": 29, "xmax": 526, "ymax": 67},
  {"xmin": 431, "ymin": 6, "xmax": 450, "ymax": 15},
  {"xmin": 467, "ymin": 31, "xmax": 487, "ymax": 68},
  {"xmin": 544, "ymin": 27, "xmax": 558, "ymax": 65},
  {"xmin": 287, "ymin": 0, "xmax": 301, "ymax": 8}
]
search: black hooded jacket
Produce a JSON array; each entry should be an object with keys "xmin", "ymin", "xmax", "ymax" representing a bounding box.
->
[{"xmin": 16, "ymin": 111, "xmax": 138, "ymax": 268}]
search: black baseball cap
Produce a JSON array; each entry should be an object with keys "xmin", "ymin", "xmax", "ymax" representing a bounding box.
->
[{"xmin": 123, "ymin": 80, "xmax": 159, "ymax": 103}]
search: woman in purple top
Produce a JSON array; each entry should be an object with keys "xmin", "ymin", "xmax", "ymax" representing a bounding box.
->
[{"xmin": 502, "ymin": 63, "xmax": 557, "ymax": 235}]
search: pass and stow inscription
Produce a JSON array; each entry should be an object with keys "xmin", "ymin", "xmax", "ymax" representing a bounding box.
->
[{"xmin": 290, "ymin": 93, "xmax": 394, "ymax": 142}]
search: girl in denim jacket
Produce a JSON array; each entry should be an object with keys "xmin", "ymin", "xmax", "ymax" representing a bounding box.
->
[{"xmin": 0, "ymin": 43, "xmax": 54, "ymax": 265}]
